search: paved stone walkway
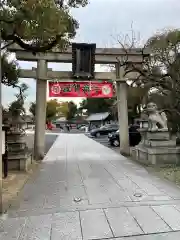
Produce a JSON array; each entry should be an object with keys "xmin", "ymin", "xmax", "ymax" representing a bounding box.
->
[{"xmin": 1, "ymin": 134, "xmax": 180, "ymax": 239}]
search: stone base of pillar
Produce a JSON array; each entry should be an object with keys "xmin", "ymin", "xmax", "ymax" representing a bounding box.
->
[
  {"xmin": 33, "ymin": 151, "xmax": 45, "ymax": 161},
  {"xmin": 120, "ymin": 149, "xmax": 130, "ymax": 157},
  {"xmin": 132, "ymin": 145, "xmax": 180, "ymax": 166},
  {"xmin": 6, "ymin": 154, "xmax": 33, "ymax": 172},
  {"xmin": 132, "ymin": 130, "xmax": 180, "ymax": 165}
]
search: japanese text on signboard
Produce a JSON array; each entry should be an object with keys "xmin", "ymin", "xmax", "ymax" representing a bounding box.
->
[{"xmin": 49, "ymin": 81, "xmax": 113, "ymax": 98}]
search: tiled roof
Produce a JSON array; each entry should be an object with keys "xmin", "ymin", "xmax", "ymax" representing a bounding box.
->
[{"xmin": 86, "ymin": 112, "xmax": 110, "ymax": 121}]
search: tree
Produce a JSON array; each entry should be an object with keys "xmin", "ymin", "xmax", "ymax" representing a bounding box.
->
[
  {"xmin": 127, "ymin": 85, "xmax": 150, "ymax": 119},
  {"xmin": 109, "ymin": 85, "xmax": 150, "ymax": 122},
  {"xmin": 79, "ymin": 98, "xmax": 114, "ymax": 115},
  {"xmin": 79, "ymin": 87, "xmax": 148, "ymax": 121},
  {"xmin": 128, "ymin": 29, "xmax": 180, "ymax": 132},
  {"xmin": 2, "ymin": 52, "xmax": 20, "ymax": 87},
  {"xmin": 56, "ymin": 101, "xmax": 69, "ymax": 119},
  {"xmin": 46, "ymin": 99, "xmax": 59, "ymax": 121},
  {"xmin": 1, "ymin": 0, "xmax": 88, "ymax": 52},
  {"xmin": 66, "ymin": 101, "xmax": 77, "ymax": 120},
  {"xmin": 29, "ymin": 99, "xmax": 60, "ymax": 121},
  {"xmin": 2, "ymin": 54, "xmax": 24, "ymax": 125},
  {"xmin": 113, "ymin": 28, "xmax": 180, "ymax": 132},
  {"xmin": 29, "ymin": 102, "xmax": 36, "ymax": 117},
  {"xmin": 8, "ymin": 83, "xmax": 28, "ymax": 118}
]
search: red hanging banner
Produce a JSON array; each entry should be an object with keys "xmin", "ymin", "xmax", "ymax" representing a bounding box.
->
[{"xmin": 48, "ymin": 81, "xmax": 114, "ymax": 98}]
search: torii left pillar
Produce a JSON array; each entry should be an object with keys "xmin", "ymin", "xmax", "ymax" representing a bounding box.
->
[{"xmin": 34, "ymin": 60, "xmax": 47, "ymax": 160}]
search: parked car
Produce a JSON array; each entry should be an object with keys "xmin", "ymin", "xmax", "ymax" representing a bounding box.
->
[
  {"xmin": 79, "ymin": 125, "xmax": 87, "ymax": 131},
  {"xmin": 77, "ymin": 124, "xmax": 86, "ymax": 129},
  {"xmin": 108, "ymin": 125, "xmax": 141, "ymax": 147},
  {"xmin": 90, "ymin": 124, "xmax": 118, "ymax": 138}
]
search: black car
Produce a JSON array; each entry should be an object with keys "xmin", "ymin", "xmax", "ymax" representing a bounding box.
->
[
  {"xmin": 90, "ymin": 124, "xmax": 118, "ymax": 138},
  {"xmin": 108, "ymin": 125, "xmax": 141, "ymax": 147}
]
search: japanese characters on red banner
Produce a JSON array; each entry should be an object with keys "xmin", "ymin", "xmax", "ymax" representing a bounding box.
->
[{"xmin": 48, "ymin": 81, "xmax": 114, "ymax": 98}]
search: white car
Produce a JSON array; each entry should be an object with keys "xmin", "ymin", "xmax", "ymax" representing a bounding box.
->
[{"xmin": 79, "ymin": 126, "xmax": 87, "ymax": 131}]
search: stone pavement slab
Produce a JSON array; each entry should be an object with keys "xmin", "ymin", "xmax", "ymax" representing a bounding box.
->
[
  {"xmin": 0, "ymin": 217, "xmax": 26, "ymax": 240},
  {"xmin": 104, "ymin": 207, "xmax": 143, "ymax": 237},
  {"xmin": 18, "ymin": 214, "xmax": 52, "ymax": 240},
  {"xmin": 152, "ymin": 205, "xmax": 180, "ymax": 230},
  {"xmin": 127, "ymin": 206, "xmax": 171, "ymax": 234},
  {"xmin": 113, "ymin": 231, "xmax": 180, "ymax": 239},
  {"xmin": 2, "ymin": 133, "xmax": 180, "ymax": 239},
  {"xmin": 51, "ymin": 212, "xmax": 82, "ymax": 240},
  {"xmin": 80, "ymin": 209, "xmax": 113, "ymax": 239}
]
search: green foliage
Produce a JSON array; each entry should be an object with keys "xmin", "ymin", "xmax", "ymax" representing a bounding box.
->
[
  {"xmin": 131, "ymin": 29, "xmax": 180, "ymax": 132},
  {"xmin": 79, "ymin": 98, "xmax": 114, "ymax": 115},
  {"xmin": 29, "ymin": 101, "xmax": 36, "ymax": 117},
  {"xmin": 1, "ymin": 0, "xmax": 88, "ymax": 52},
  {"xmin": 66, "ymin": 101, "xmax": 77, "ymax": 120},
  {"xmin": 8, "ymin": 83, "xmax": 28, "ymax": 117},
  {"xmin": 127, "ymin": 85, "xmax": 150, "ymax": 119},
  {"xmin": 147, "ymin": 29, "xmax": 180, "ymax": 132},
  {"xmin": 57, "ymin": 101, "xmax": 69, "ymax": 118},
  {"xmin": 147, "ymin": 29, "xmax": 180, "ymax": 52},
  {"xmin": 79, "ymin": 87, "xmax": 148, "ymax": 120},
  {"xmin": 46, "ymin": 99, "xmax": 59, "ymax": 121},
  {"xmin": 29, "ymin": 99, "xmax": 78, "ymax": 121},
  {"xmin": 29, "ymin": 99, "xmax": 64, "ymax": 121},
  {"xmin": 1, "ymin": 52, "xmax": 20, "ymax": 87},
  {"xmin": 9, "ymin": 99, "xmax": 26, "ymax": 117}
]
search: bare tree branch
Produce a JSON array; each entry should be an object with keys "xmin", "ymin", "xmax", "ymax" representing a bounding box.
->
[{"xmin": 1, "ymin": 30, "xmax": 64, "ymax": 53}]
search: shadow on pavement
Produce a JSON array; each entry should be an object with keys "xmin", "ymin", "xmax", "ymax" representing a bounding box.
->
[{"xmin": 25, "ymin": 134, "xmax": 58, "ymax": 155}]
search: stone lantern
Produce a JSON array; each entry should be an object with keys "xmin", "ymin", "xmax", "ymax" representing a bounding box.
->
[{"xmin": 6, "ymin": 110, "xmax": 32, "ymax": 171}]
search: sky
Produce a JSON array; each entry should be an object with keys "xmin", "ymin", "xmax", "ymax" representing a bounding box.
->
[{"xmin": 2, "ymin": 0, "xmax": 180, "ymax": 111}]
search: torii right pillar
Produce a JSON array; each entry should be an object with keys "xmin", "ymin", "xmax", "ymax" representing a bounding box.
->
[{"xmin": 116, "ymin": 63, "xmax": 130, "ymax": 156}]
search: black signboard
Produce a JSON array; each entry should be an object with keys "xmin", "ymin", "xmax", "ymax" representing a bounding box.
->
[{"xmin": 72, "ymin": 43, "xmax": 96, "ymax": 80}]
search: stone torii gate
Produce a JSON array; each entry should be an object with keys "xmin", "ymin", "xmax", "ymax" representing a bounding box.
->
[{"xmin": 8, "ymin": 44, "xmax": 147, "ymax": 159}]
